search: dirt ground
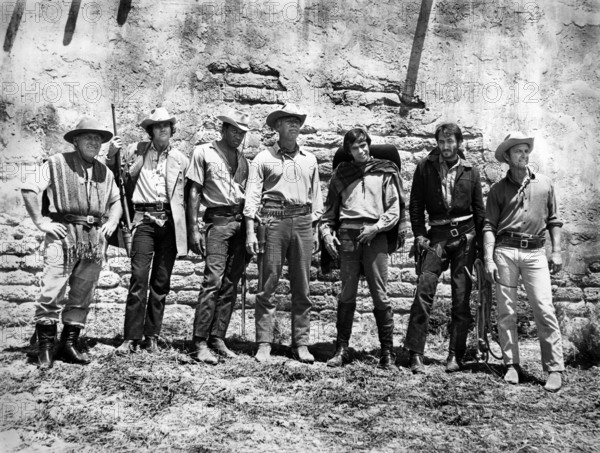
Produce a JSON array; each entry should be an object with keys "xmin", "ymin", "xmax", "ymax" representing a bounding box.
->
[{"xmin": 1, "ymin": 321, "xmax": 599, "ymax": 453}]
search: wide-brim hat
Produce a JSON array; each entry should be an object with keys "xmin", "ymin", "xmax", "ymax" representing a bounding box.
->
[
  {"xmin": 139, "ymin": 107, "xmax": 177, "ymax": 129},
  {"xmin": 495, "ymin": 132, "xmax": 534, "ymax": 163},
  {"xmin": 64, "ymin": 117, "xmax": 113, "ymax": 144},
  {"xmin": 217, "ymin": 109, "xmax": 250, "ymax": 132},
  {"xmin": 266, "ymin": 103, "xmax": 307, "ymax": 129}
]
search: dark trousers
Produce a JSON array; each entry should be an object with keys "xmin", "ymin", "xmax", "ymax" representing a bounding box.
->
[
  {"xmin": 337, "ymin": 229, "xmax": 391, "ymax": 344},
  {"xmin": 404, "ymin": 230, "xmax": 476, "ymax": 358},
  {"xmin": 193, "ymin": 217, "xmax": 246, "ymax": 340},
  {"xmin": 123, "ymin": 220, "xmax": 177, "ymax": 340},
  {"xmin": 255, "ymin": 213, "xmax": 313, "ymax": 346}
]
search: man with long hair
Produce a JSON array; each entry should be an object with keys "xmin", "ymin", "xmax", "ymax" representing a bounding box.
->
[
  {"xmin": 107, "ymin": 108, "xmax": 189, "ymax": 355},
  {"xmin": 321, "ymin": 128, "xmax": 408, "ymax": 369}
]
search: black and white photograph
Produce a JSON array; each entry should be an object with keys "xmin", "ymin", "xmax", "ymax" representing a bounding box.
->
[{"xmin": 0, "ymin": 0, "xmax": 599, "ymax": 451}]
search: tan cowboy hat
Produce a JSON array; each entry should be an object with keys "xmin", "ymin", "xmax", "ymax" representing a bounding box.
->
[
  {"xmin": 64, "ymin": 117, "xmax": 113, "ymax": 144},
  {"xmin": 266, "ymin": 103, "xmax": 307, "ymax": 129},
  {"xmin": 139, "ymin": 107, "xmax": 177, "ymax": 129},
  {"xmin": 217, "ymin": 109, "xmax": 251, "ymax": 132},
  {"xmin": 495, "ymin": 132, "xmax": 534, "ymax": 163}
]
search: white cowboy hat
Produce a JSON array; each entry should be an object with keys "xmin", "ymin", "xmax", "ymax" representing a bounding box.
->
[
  {"xmin": 495, "ymin": 132, "xmax": 534, "ymax": 163},
  {"xmin": 266, "ymin": 103, "xmax": 306, "ymax": 129},
  {"xmin": 139, "ymin": 107, "xmax": 177, "ymax": 129}
]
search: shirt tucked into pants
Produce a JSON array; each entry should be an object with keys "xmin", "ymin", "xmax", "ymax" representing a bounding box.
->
[
  {"xmin": 255, "ymin": 213, "xmax": 313, "ymax": 346},
  {"xmin": 124, "ymin": 218, "xmax": 177, "ymax": 340},
  {"xmin": 193, "ymin": 215, "xmax": 247, "ymax": 340}
]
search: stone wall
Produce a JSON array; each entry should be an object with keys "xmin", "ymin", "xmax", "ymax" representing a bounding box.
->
[{"xmin": 1, "ymin": 0, "xmax": 599, "ymax": 346}]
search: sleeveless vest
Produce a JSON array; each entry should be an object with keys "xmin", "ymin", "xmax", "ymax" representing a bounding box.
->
[{"xmin": 47, "ymin": 152, "xmax": 114, "ymax": 264}]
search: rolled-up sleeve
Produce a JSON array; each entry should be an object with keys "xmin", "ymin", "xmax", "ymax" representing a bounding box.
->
[
  {"xmin": 243, "ymin": 155, "xmax": 264, "ymax": 220},
  {"xmin": 310, "ymin": 159, "xmax": 324, "ymax": 222},
  {"xmin": 483, "ymin": 184, "xmax": 500, "ymax": 234},
  {"xmin": 546, "ymin": 182, "xmax": 563, "ymax": 229},
  {"xmin": 186, "ymin": 146, "xmax": 206, "ymax": 186}
]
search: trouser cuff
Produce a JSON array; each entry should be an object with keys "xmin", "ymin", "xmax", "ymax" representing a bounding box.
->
[{"xmin": 35, "ymin": 318, "xmax": 59, "ymax": 325}]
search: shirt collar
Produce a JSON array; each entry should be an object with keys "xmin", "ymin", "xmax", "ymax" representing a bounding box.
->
[
  {"xmin": 506, "ymin": 166, "xmax": 535, "ymax": 186},
  {"xmin": 428, "ymin": 147, "xmax": 470, "ymax": 166},
  {"xmin": 274, "ymin": 142, "xmax": 303, "ymax": 156},
  {"xmin": 213, "ymin": 140, "xmax": 240, "ymax": 160},
  {"xmin": 439, "ymin": 153, "xmax": 461, "ymax": 170},
  {"xmin": 150, "ymin": 141, "xmax": 171, "ymax": 156}
]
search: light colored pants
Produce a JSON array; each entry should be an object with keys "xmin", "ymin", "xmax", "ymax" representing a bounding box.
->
[
  {"xmin": 494, "ymin": 246, "xmax": 564, "ymax": 372},
  {"xmin": 255, "ymin": 214, "xmax": 313, "ymax": 346},
  {"xmin": 34, "ymin": 234, "xmax": 102, "ymax": 327}
]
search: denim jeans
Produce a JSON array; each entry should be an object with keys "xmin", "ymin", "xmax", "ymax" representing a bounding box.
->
[
  {"xmin": 123, "ymin": 219, "xmax": 177, "ymax": 340},
  {"xmin": 255, "ymin": 213, "xmax": 313, "ymax": 346},
  {"xmin": 193, "ymin": 217, "xmax": 246, "ymax": 340},
  {"xmin": 494, "ymin": 246, "xmax": 564, "ymax": 372},
  {"xmin": 404, "ymin": 231, "xmax": 476, "ymax": 357},
  {"xmin": 34, "ymin": 234, "xmax": 102, "ymax": 327}
]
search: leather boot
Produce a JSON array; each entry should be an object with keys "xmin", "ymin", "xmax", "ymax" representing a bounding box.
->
[
  {"xmin": 335, "ymin": 303, "xmax": 356, "ymax": 348},
  {"xmin": 410, "ymin": 352, "xmax": 425, "ymax": 374},
  {"xmin": 327, "ymin": 343, "xmax": 349, "ymax": 368},
  {"xmin": 445, "ymin": 354, "xmax": 462, "ymax": 373},
  {"xmin": 209, "ymin": 337, "xmax": 237, "ymax": 358},
  {"xmin": 36, "ymin": 323, "xmax": 56, "ymax": 369},
  {"xmin": 373, "ymin": 307, "xmax": 395, "ymax": 369},
  {"xmin": 191, "ymin": 338, "xmax": 218, "ymax": 365},
  {"xmin": 145, "ymin": 336, "xmax": 159, "ymax": 353},
  {"xmin": 58, "ymin": 325, "xmax": 91, "ymax": 365},
  {"xmin": 115, "ymin": 340, "xmax": 138, "ymax": 355}
]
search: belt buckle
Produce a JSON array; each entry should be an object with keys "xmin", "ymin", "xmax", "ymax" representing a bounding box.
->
[
  {"xmin": 156, "ymin": 201, "xmax": 164, "ymax": 211},
  {"xmin": 86, "ymin": 215, "xmax": 95, "ymax": 225},
  {"xmin": 450, "ymin": 228, "xmax": 459, "ymax": 237},
  {"xmin": 520, "ymin": 239, "xmax": 529, "ymax": 248}
]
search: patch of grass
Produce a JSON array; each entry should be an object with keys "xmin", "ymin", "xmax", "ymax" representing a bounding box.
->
[{"xmin": 2, "ymin": 327, "xmax": 600, "ymax": 452}]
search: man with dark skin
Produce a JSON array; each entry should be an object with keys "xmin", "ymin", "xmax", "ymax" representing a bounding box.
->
[
  {"xmin": 186, "ymin": 110, "xmax": 250, "ymax": 364},
  {"xmin": 483, "ymin": 132, "xmax": 564, "ymax": 392},
  {"xmin": 22, "ymin": 117, "xmax": 121, "ymax": 368},
  {"xmin": 404, "ymin": 122, "xmax": 485, "ymax": 374}
]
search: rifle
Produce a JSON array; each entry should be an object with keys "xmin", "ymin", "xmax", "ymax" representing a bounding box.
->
[
  {"xmin": 465, "ymin": 258, "xmax": 501, "ymax": 363},
  {"xmin": 110, "ymin": 103, "xmax": 133, "ymax": 256}
]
